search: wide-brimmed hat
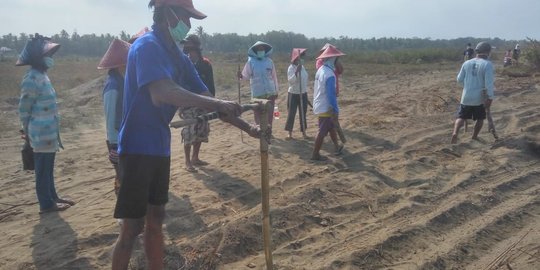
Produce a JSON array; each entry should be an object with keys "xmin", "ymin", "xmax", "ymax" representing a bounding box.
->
[
  {"xmin": 316, "ymin": 46, "xmax": 346, "ymax": 60},
  {"xmin": 319, "ymin": 43, "xmax": 333, "ymax": 53},
  {"xmin": 16, "ymin": 34, "xmax": 60, "ymax": 66},
  {"xmin": 97, "ymin": 39, "xmax": 131, "ymax": 70},
  {"xmin": 154, "ymin": 0, "xmax": 206, "ymax": 19},
  {"xmin": 128, "ymin": 27, "xmax": 150, "ymax": 43},
  {"xmin": 290, "ymin": 48, "xmax": 307, "ymax": 63}
]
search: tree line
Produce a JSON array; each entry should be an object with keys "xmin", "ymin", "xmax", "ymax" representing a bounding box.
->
[{"xmin": 0, "ymin": 27, "xmax": 523, "ymax": 59}]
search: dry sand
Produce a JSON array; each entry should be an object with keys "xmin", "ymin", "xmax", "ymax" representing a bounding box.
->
[{"xmin": 1, "ymin": 62, "xmax": 539, "ymax": 269}]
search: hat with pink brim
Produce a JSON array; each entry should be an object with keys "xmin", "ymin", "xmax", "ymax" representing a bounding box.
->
[
  {"xmin": 316, "ymin": 46, "xmax": 346, "ymax": 60},
  {"xmin": 97, "ymin": 39, "xmax": 131, "ymax": 70},
  {"xmin": 290, "ymin": 48, "xmax": 307, "ymax": 63}
]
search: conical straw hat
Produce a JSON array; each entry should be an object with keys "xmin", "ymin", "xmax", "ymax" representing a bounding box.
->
[{"xmin": 97, "ymin": 39, "xmax": 131, "ymax": 70}]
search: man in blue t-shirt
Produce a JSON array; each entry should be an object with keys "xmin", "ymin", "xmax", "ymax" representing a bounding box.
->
[{"xmin": 112, "ymin": 1, "xmax": 260, "ymax": 269}]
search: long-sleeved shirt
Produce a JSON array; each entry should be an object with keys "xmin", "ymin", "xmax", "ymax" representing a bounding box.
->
[
  {"xmin": 457, "ymin": 58, "xmax": 495, "ymax": 106},
  {"xmin": 18, "ymin": 68, "xmax": 62, "ymax": 153},
  {"xmin": 287, "ymin": 63, "xmax": 308, "ymax": 94},
  {"xmin": 313, "ymin": 65, "xmax": 339, "ymax": 116}
]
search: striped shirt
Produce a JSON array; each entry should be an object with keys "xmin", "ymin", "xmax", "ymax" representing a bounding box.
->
[{"xmin": 18, "ymin": 68, "xmax": 62, "ymax": 153}]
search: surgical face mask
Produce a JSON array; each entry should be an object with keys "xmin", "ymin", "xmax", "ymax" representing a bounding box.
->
[
  {"xmin": 256, "ymin": 50, "xmax": 265, "ymax": 59},
  {"xmin": 299, "ymin": 58, "xmax": 305, "ymax": 65},
  {"xmin": 168, "ymin": 8, "xmax": 190, "ymax": 42},
  {"xmin": 43, "ymin": 57, "xmax": 54, "ymax": 68}
]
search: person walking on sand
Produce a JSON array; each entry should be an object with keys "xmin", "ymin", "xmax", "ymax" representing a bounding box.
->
[
  {"xmin": 178, "ymin": 34, "xmax": 215, "ymax": 172},
  {"xmin": 451, "ymin": 42, "xmax": 495, "ymax": 144},
  {"xmin": 285, "ymin": 48, "xmax": 309, "ymax": 140},
  {"xmin": 17, "ymin": 34, "xmax": 75, "ymax": 213},
  {"xmin": 316, "ymin": 43, "xmax": 344, "ymax": 145},
  {"xmin": 311, "ymin": 46, "xmax": 346, "ymax": 160},
  {"xmin": 238, "ymin": 41, "xmax": 279, "ymax": 127},
  {"xmin": 97, "ymin": 38, "xmax": 131, "ymax": 195},
  {"xmin": 112, "ymin": 1, "xmax": 260, "ymax": 269}
]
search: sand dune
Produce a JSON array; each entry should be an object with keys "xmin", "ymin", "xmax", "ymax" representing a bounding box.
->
[{"xmin": 0, "ymin": 62, "xmax": 539, "ymax": 269}]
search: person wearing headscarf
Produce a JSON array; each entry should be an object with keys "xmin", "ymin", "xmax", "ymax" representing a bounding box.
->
[
  {"xmin": 285, "ymin": 48, "xmax": 309, "ymax": 139},
  {"xmin": 97, "ymin": 38, "xmax": 131, "ymax": 195},
  {"xmin": 17, "ymin": 34, "xmax": 75, "ymax": 213},
  {"xmin": 311, "ymin": 45, "xmax": 346, "ymax": 160},
  {"xmin": 178, "ymin": 34, "xmax": 215, "ymax": 172},
  {"xmin": 316, "ymin": 43, "xmax": 344, "ymax": 97},
  {"xmin": 239, "ymin": 41, "xmax": 279, "ymax": 127}
]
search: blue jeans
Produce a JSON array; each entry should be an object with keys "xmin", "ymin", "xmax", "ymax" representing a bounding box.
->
[{"xmin": 34, "ymin": 152, "xmax": 58, "ymax": 210}]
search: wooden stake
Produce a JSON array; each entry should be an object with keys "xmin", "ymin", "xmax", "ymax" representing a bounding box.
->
[
  {"xmin": 257, "ymin": 99, "xmax": 273, "ymax": 269},
  {"xmin": 238, "ymin": 61, "xmax": 244, "ymax": 142}
]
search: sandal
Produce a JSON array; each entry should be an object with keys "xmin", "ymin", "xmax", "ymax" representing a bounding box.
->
[
  {"xmin": 56, "ymin": 198, "xmax": 76, "ymax": 206},
  {"xmin": 40, "ymin": 202, "xmax": 71, "ymax": 214},
  {"xmin": 192, "ymin": 160, "xmax": 209, "ymax": 166},
  {"xmin": 334, "ymin": 144, "xmax": 345, "ymax": 155},
  {"xmin": 185, "ymin": 166, "xmax": 198, "ymax": 173}
]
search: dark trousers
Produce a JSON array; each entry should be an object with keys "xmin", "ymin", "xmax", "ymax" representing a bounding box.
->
[
  {"xmin": 285, "ymin": 92, "xmax": 308, "ymax": 132},
  {"xmin": 34, "ymin": 152, "xmax": 58, "ymax": 210}
]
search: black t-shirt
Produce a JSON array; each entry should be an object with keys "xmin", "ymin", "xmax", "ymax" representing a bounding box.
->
[{"xmin": 194, "ymin": 57, "xmax": 216, "ymax": 96}]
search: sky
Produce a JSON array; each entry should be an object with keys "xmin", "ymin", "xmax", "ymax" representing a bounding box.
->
[{"xmin": 1, "ymin": 0, "xmax": 538, "ymax": 40}]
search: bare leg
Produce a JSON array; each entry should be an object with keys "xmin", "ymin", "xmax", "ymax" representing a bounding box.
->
[
  {"xmin": 452, "ymin": 118, "xmax": 465, "ymax": 144},
  {"xmin": 183, "ymin": 144, "xmax": 195, "ymax": 171},
  {"xmin": 311, "ymin": 131, "xmax": 325, "ymax": 160},
  {"xmin": 191, "ymin": 142, "xmax": 202, "ymax": 163},
  {"xmin": 144, "ymin": 205, "xmax": 165, "ymax": 270},
  {"xmin": 471, "ymin": 119, "xmax": 484, "ymax": 140},
  {"xmin": 112, "ymin": 218, "xmax": 145, "ymax": 270}
]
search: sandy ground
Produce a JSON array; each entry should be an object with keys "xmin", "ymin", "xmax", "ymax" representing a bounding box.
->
[{"xmin": 0, "ymin": 62, "xmax": 539, "ymax": 270}]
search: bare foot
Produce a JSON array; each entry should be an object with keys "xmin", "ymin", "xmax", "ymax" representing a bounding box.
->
[
  {"xmin": 451, "ymin": 133, "xmax": 458, "ymax": 144},
  {"xmin": 310, "ymin": 154, "xmax": 328, "ymax": 161}
]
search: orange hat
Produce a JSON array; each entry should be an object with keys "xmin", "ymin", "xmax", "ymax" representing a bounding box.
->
[
  {"xmin": 97, "ymin": 39, "xmax": 131, "ymax": 70},
  {"xmin": 316, "ymin": 46, "xmax": 346, "ymax": 60},
  {"xmin": 154, "ymin": 0, "xmax": 206, "ymax": 19},
  {"xmin": 290, "ymin": 48, "xmax": 307, "ymax": 63},
  {"xmin": 128, "ymin": 27, "xmax": 150, "ymax": 44}
]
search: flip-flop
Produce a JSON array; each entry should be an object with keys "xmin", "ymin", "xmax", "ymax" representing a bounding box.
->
[
  {"xmin": 192, "ymin": 160, "xmax": 209, "ymax": 166},
  {"xmin": 39, "ymin": 202, "xmax": 71, "ymax": 214},
  {"xmin": 56, "ymin": 198, "xmax": 76, "ymax": 206},
  {"xmin": 185, "ymin": 166, "xmax": 198, "ymax": 173},
  {"xmin": 334, "ymin": 144, "xmax": 345, "ymax": 155}
]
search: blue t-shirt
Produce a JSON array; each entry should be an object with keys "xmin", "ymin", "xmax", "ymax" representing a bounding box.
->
[{"xmin": 118, "ymin": 25, "xmax": 208, "ymax": 156}]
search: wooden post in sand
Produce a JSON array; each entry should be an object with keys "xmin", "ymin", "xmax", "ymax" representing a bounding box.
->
[
  {"xmin": 237, "ymin": 61, "xmax": 244, "ymax": 142},
  {"xmin": 255, "ymin": 98, "xmax": 273, "ymax": 269}
]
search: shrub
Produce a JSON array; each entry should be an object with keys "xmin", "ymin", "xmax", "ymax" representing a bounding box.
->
[{"xmin": 523, "ymin": 38, "xmax": 540, "ymax": 70}]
